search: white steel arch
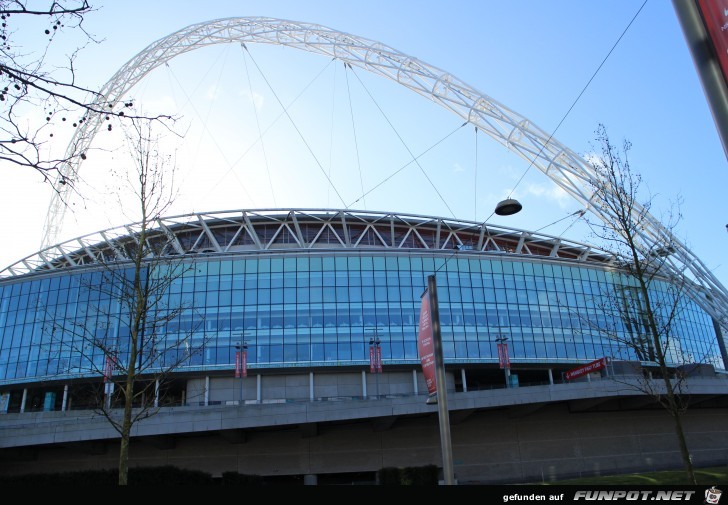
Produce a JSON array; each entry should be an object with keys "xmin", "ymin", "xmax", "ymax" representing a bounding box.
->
[{"xmin": 42, "ymin": 16, "xmax": 728, "ymax": 331}]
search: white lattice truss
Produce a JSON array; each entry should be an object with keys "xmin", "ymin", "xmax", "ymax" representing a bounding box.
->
[
  {"xmin": 39, "ymin": 17, "xmax": 727, "ymax": 329},
  {"xmin": 9, "ymin": 209, "xmax": 614, "ymax": 274}
]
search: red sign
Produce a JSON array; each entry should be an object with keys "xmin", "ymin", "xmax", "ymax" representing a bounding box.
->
[
  {"xmin": 497, "ymin": 343, "xmax": 510, "ymax": 369},
  {"xmin": 369, "ymin": 344, "xmax": 382, "ymax": 373},
  {"xmin": 565, "ymin": 357, "xmax": 609, "ymax": 381},
  {"xmin": 417, "ymin": 292, "xmax": 437, "ymax": 395},
  {"xmin": 697, "ymin": 0, "xmax": 728, "ymax": 86},
  {"xmin": 235, "ymin": 350, "xmax": 248, "ymax": 378}
]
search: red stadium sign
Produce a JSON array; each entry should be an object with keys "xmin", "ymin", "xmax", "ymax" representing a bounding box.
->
[{"xmin": 565, "ymin": 357, "xmax": 609, "ymax": 381}]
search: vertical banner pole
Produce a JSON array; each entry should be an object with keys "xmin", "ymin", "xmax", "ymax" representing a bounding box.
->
[{"xmin": 427, "ymin": 274, "xmax": 455, "ymax": 485}]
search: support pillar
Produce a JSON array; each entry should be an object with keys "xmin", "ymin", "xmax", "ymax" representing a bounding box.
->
[
  {"xmin": 154, "ymin": 379, "xmax": 160, "ymax": 408},
  {"xmin": 460, "ymin": 368, "xmax": 467, "ymax": 392},
  {"xmin": 61, "ymin": 385, "xmax": 68, "ymax": 411},
  {"xmin": 204, "ymin": 376, "xmax": 210, "ymax": 406},
  {"xmin": 362, "ymin": 370, "xmax": 367, "ymax": 398},
  {"xmin": 412, "ymin": 369, "xmax": 418, "ymax": 395},
  {"xmin": 548, "ymin": 368, "xmax": 554, "ymax": 385},
  {"xmin": 256, "ymin": 374, "xmax": 262, "ymax": 403},
  {"xmin": 20, "ymin": 388, "xmax": 27, "ymax": 413},
  {"xmin": 309, "ymin": 372, "xmax": 314, "ymax": 401}
]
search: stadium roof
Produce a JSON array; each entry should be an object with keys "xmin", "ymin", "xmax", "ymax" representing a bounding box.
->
[{"xmin": 1, "ymin": 209, "xmax": 616, "ymax": 279}]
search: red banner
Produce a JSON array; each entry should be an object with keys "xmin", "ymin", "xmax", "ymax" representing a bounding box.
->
[
  {"xmin": 497, "ymin": 343, "xmax": 510, "ymax": 369},
  {"xmin": 417, "ymin": 292, "xmax": 437, "ymax": 395},
  {"xmin": 235, "ymin": 350, "xmax": 247, "ymax": 378},
  {"xmin": 697, "ymin": 0, "xmax": 728, "ymax": 86},
  {"xmin": 565, "ymin": 357, "xmax": 609, "ymax": 381},
  {"xmin": 103, "ymin": 355, "xmax": 114, "ymax": 383},
  {"xmin": 369, "ymin": 344, "xmax": 383, "ymax": 373}
]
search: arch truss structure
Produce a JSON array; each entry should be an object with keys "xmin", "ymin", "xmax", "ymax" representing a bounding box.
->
[{"xmin": 41, "ymin": 17, "xmax": 728, "ymax": 330}]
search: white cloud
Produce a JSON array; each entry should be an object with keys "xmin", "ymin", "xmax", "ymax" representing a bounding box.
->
[
  {"xmin": 513, "ymin": 182, "xmax": 572, "ymax": 209},
  {"xmin": 239, "ymin": 88, "xmax": 265, "ymax": 109},
  {"xmin": 206, "ymin": 84, "xmax": 221, "ymax": 101}
]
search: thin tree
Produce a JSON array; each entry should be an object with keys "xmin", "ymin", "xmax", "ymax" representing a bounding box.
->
[
  {"xmin": 0, "ymin": 1, "xmax": 168, "ymax": 185},
  {"xmin": 45, "ymin": 118, "xmax": 205, "ymax": 485},
  {"xmin": 583, "ymin": 124, "xmax": 702, "ymax": 484}
]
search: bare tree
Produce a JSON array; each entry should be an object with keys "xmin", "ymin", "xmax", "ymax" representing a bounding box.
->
[
  {"xmin": 582, "ymin": 124, "xmax": 705, "ymax": 484},
  {"xmin": 44, "ymin": 119, "xmax": 205, "ymax": 485},
  {"xmin": 0, "ymin": 1, "xmax": 168, "ymax": 186}
]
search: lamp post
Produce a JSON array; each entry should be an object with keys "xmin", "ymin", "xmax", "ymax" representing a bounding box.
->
[
  {"xmin": 364, "ymin": 327, "xmax": 382, "ymax": 398},
  {"xmin": 494, "ymin": 334, "xmax": 510, "ymax": 388},
  {"xmin": 421, "ymin": 274, "xmax": 455, "ymax": 485}
]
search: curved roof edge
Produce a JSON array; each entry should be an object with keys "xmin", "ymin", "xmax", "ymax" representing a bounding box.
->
[{"xmin": 2, "ymin": 208, "xmax": 615, "ymax": 279}]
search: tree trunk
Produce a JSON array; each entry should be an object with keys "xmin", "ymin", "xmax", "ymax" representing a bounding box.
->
[
  {"xmin": 118, "ymin": 375, "xmax": 135, "ymax": 485},
  {"xmin": 669, "ymin": 396, "xmax": 696, "ymax": 484}
]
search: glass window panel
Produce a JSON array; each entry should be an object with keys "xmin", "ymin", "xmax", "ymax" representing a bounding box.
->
[
  {"xmin": 324, "ymin": 343, "xmax": 338, "ymax": 360},
  {"xmin": 270, "ymin": 272, "xmax": 283, "ymax": 289},
  {"xmin": 398, "ymin": 256, "xmax": 410, "ymax": 270},
  {"xmin": 322, "ymin": 257, "xmax": 335, "ymax": 271},
  {"xmin": 270, "ymin": 289, "xmax": 283, "ymax": 304},
  {"xmin": 258, "ymin": 289, "xmax": 270, "ymax": 305},
  {"xmin": 207, "ymin": 262, "xmax": 220, "ymax": 276},
  {"xmin": 295, "ymin": 286, "xmax": 309, "ymax": 304}
]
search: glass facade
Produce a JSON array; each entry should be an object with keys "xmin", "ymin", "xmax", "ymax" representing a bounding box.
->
[{"xmin": 0, "ymin": 251, "xmax": 722, "ymax": 384}]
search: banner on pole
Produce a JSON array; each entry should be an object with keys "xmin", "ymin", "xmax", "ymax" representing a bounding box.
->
[
  {"xmin": 417, "ymin": 291, "xmax": 437, "ymax": 395},
  {"xmin": 697, "ymin": 0, "xmax": 728, "ymax": 87},
  {"xmin": 235, "ymin": 350, "xmax": 248, "ymax": 378},
  {"xmin": 369, "ymin": 344, "xmax": 383, "ymax": 373},
  {"xmin": 497, "ymin": 343, "xmax": 510, "ymax": 369},
  {"xmin": 103, "ymin": 355, "xmax": 114, "ymax": 383}
]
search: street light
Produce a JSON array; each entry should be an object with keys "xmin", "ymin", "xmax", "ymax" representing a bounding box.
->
[
  {"xmin": 364, "ymin": 327, "xmax": 383, "ymax": 398},
  {"xmin": 494, "ymin": 198, "xmax": 522, "ymax": 216}
]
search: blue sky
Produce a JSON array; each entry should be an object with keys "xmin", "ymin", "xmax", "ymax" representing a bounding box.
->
[{"xmin": 1, "ymin": 0, "xmax": 726, "ymax": 290}]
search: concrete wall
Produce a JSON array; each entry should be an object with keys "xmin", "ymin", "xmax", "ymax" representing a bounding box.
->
[
  {"xmin": 2, "ymin": 403, "xmax": 726, "ymax": 484},
  {"xmin": 3, "ymin": 374, "xmax": 727, "ymax": 483},
  {"xmin": 185, "ymin": 370, "xmax": 457, "ymax": 405}
]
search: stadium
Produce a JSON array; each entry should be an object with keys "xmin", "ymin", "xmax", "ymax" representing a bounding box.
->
[
  {"xmin": 0, "ymin": 208, "xmax": 726, "ymax": 484},
  {"xmin": 1, "ymin": 17, "xmax": 727, "ymax": 484}
]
